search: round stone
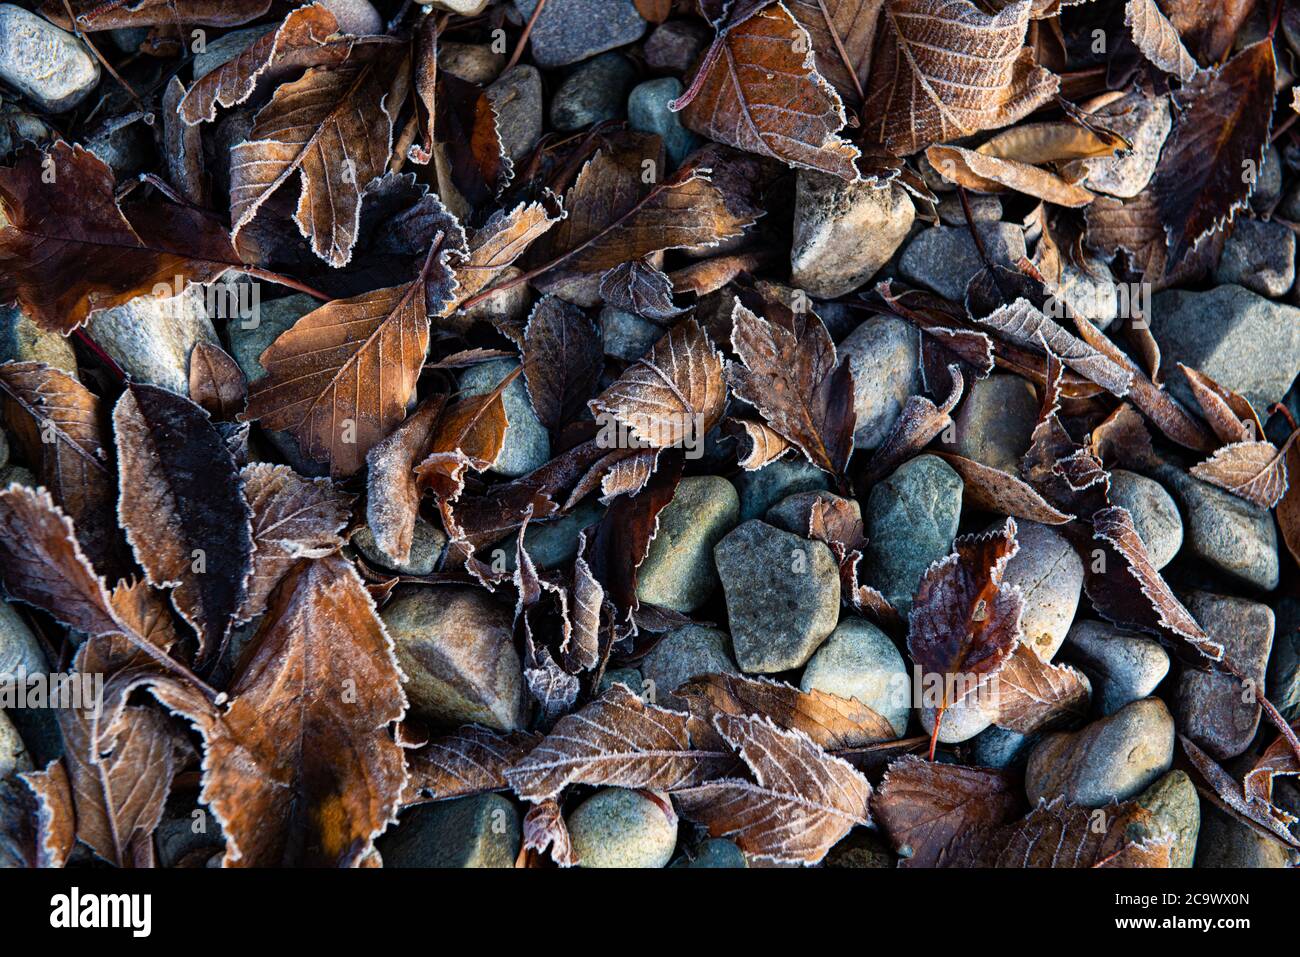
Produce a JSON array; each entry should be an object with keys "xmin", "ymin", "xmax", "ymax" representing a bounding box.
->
[
  {"xmin": 636, "ymin": 476, "xmax": 739, "ymax": 613},
  {"xmin": 639, "ymin": 625, "xmax": 738, "ymax": 710},
  {"xmin": 837, "ymin": 316, "xmax": 922, "ymax": 451},
  {"xmin": 567, "ymin": 788, "xmax": 678, "ymax": 868},
  {"xmin": 1107, "ymin": 470, "xmax": 1182, "ymax": 569},
  {"xmin": 950, "ymin": 374, "xmax": 1039, "ymax": 474},
  {"xmin": 999, "ymin": 520, "xmax": 1083, "ymax": 662},
  {"xmin": 800, "ymin": 617, "xmax": 910, "ymax": 737}
]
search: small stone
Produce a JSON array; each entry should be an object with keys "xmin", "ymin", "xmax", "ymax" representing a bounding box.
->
[
  {"xmin": 230, "ymin": 295, "xmax": 318, "ymax": 383},
  {"xmin": 504, "ymin": 498, "xmax": 605, "ymax": 572},
  {"xmin": 823, "ymin": 830, "xmax": 895, "ymax": 868},
  {"xmin": 0, "ymin": 305, "xmax": 79, "ymax": 377},
  {"xmin": 0, "ymin": 5, "xmax": 100, "ymax": 113},
  {"xmin": 970, "ymin": 724, "xmax": 1035, "ymax": 769},
  {"xmin": 1149, "ymin": 284, "xmax": 1300, "ymax": 413},
  {"xmin": 1250, "ymin": 144, "xmax": 1283, "ymax": 212},
  {"xmin": 899, "ymin": 224, "xmax": 1028, "ymax": 302},
  {"xmin": 0, "ymin": 99, "xmax": 56, "ymax": 157},
  {"xmin": 628, "ymin": 77, "xmax": 699, "ymax": 167},
  {"xmin": 154, "ymin": 798, "xmax": 226, "ymax": 867},
  {"xmin": 837, "ymin": 315, "xmax": 922, "ymax": 450},
  {"xmin": 644, "ymin": 20, "xmax": 710, "ymax": 75},
  {"xmin": 378, "ymin": 794, "xmax": 520, "ymax": 868},
  {"xmin": 0, "ymin": 600, "xmax": 47, "ymax": 678},
  {"xmin": 1214, "ymin": 219, "xmax": 1295, "ymax": 297},
  {"xmin": 514, "ymin": 0, "xmax": 647, "ymax": 68},
  {"xmin": 191, "ymin": 25, "xmax": 272, "ymax": 80},
  {"xmin": 380, "ymin": 587, "xmax": 527, "ymax": 730},
  {"xmin": 1176, "ymin": 592, "xmax": 1273, "ymax": 761},
  {"xmin": 862, "ymin": 454, "xmax": 963, "ymax": 616},
  {"xmin": 714, "ymin": 520, "xmax": 840, "ymax": 673},
  {"xmin": 438, "ymin": 42, "xmax": 504, "ymax": 85},
  {"xmin": 919, "ymin": 692, "xmax": 998, "ymax": 744},
  {"xmin": 1155, "ymin": 463, "xmax": 1279, "ymax": 591},
  {"xmin": 318, "ymin": 0, "xmax": 383, "ymax": 35},
  {"xmin": 567, "ymin": 788, "xmax": 677, "ymax": 868},
  {"xmin": 459, "ymin": 359, "xmax": 550, "ymax": 478},
  {"xmin": 673, "ymin": 838, "xmax": 747, "ymax": 868},
  {"xmin": 108, "ymin": 28, "xmax": 150, "ymax": 55},
  {"xmin": 601, "ymin": 307, "xmax": 663, "ymax": 360},
  {"xmin": 88, "ymin": 285, "xmax": 219, "ymax": 397},
  {"xmin": 0, "ymin": 464, "xmax": 34, "ymax": 489},
  {"xmin": 1024, "ymin": 697, "xmax": 1175, "ymax": 808},
  {"xmin": 1268, "ymin": 597, "xmax": 1300, "ymax": 723},
  {"xmin": 1047, "ymin": 253, "xmax": 1119, "ymax": 331},
  {"xmin": 597, "ymin": 667, "xmax": 643, "ymax": 697},
  {"xmin": 352, "ymin": 518, "xmax": 446, "ymax": 575},
  {"xmin": 1129, "ymin": 770, "xmax": 1200, "ymax": 869},
  {"xmin": 0, "ymin": 708, "xmax": 31, "ymax": 780},
  {"xmin": 1107, "ymin": 470, "xmax": 1182, "ymax": 569},
  {"xmin": 636, "ymin": 476, "xmax": 739, "ymax": 613},
  {"xmin": 1196, "ymin": 804, "xmax": 1298, "ymax": 868},
  {"xmin": 951, "ymin": 373, "xmax": 1039, "ymax": 474},
  {"xmin": 1082, "ymin": 91, "xmax": 1171, "ymax": 198},
  {"xmin": 998, "ymin": 521, "xmax": 1083, "ymax": 662},
  {"xmin": 487, "ymin": 65, "xmax": 544, "ymax": 163},
  {"xmin": 551, "ymin": 53, "xmax": 637, "ymax": 131},
  {"xmin": 1063, "ymin": 620, "xmax": 1170, "ymax": 716},
  {"xmin": 736, "ymin": 457, "xmax": 829, "ymax": 521},
  {"xmin": 640, "ymin": 625, "xmax": 738, "ymax": 710},
  {"xmin": 791, "ymin": 173, "xmax": 915, "ymax": 298},
  {"xmin": 800, "ymin": 617, "xmax": 910, "ymax": 737},
  {"xmin": 427, "ymin": 0, "xmax": 490, "ymax": 15},
  {"xmin": 766, "ymin": 490, "xmax": 860, "ymax": 536},
  {"xmin": 937, "ymin": 192, "xmax": 1001, "ymax": 225}
]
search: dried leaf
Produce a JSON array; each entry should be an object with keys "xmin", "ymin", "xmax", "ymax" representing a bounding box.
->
[
  {"xmin": 364, "ymin": 395, "xmax": 445, "ymax": 567},
  {"xmin": 1126, "ymin": 0, "xmax": 1199, "ymax": 82},
  {"xmin": 152, "ymin": 555, "xmax": 408, "ymax": 867},
  {"xmin": 992, "ymin": 642, "xmax": 1091, "ymax": 733},
  {"xmin": 1179, "ymin": 363, "xmax": 1259, "ymax": 444},
  {"xmin": 405, "ymin": 725, "xmax": 542, "ymax": 803},
  {"xmin": 862, "ymin": 0, "xmax": 1059, "ymax": 155},
  {"xmin": 505, "ymin": 682, "xmax": 729, "ymax": 802},
  {"xmin": 675, "ymin": 4, "xmax": 861, "ymax": 180},
  {"xmin": 46, "ymin": 0, "xmax": 272, "ymax": 30},
  {"xmin": 523, "ymin": 296, "xmax": 604, "ymax": 432},
  {"xmin": 599, "ymin": 259, "xmax": 684, "ymax": 320},
  {"xmin": 520, "ymin": 798, "xmax": 575, "ymax": 867},
  {"xmin": 16, "ymin": 761, "xmax": 75, "ymax": 869},
  {"xmin": 726, "ymin": 417, "xmax": 793, "ymax": 469},
  {"xmin": 444, "ymin": 199, "xmax": 563, "ymax": 315},
  {"xmin": 673, "ymin": 711, "xmax": 871, "ymax": 865},
  {"xmin": 926, "ymin": 145, "xmax": 1095, "ymax": 206},
  {"xmin": 1182, "ymin": 734, "xmax": 1300, "ymax": 847},
  {"xmin": 1190, "ymin": 437, "xmax": 1293, "ymax": 510},
  {"xmin": 238, "ymin": 463, "xmax": 354, "ymax": 621},
  {"xmin": 188, "ymin": 342, "xmax": 248, "ymax": 421},
  {"xmin": 863, "ymin": 367, "xmax": 963, "ymax": 485},
  {"xmin": 786, "ymin": 0, "xmax": 885, "ymax": 104},
  {"xmin": 113, "ymin": 384, "xmax": 254, "ymax": 664},
  {"xmin": 934, "ymin": 453, "xmax": 1074, "ymax": 524}
]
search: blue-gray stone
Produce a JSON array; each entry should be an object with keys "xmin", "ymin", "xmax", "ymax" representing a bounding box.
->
[
  {"xmin": 459, "ymin": 359, "xmax": 550, "ymax": 478},
  {"xmin": 551, "ymin": 52, "xmax": 637, "ymax": 131},
  {"xmin": 377, "ymin": 794, "xmax": 520, "ymax": 867},
  {"xmin": 735, "ymin": 457, "xmax": 829, "ymax": 521},
  {"xmin": 513, "ymin": 0, "xmax": 647, "ymax": 68},
  {"xmin": 628, "ymin": 77, "xmax": 699, "ymax": 166}
]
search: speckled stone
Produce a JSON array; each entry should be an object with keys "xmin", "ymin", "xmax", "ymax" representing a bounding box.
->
[
  {"xmin": 672, "ymin": 838, "xmax": 747, "ymax": 868},
  {"xmin": 999, "ymin": 521, "xmax": 1083, "ymax": 662},
  {"xmin": 639, "ymin": 625, "xmax": 738, "ymax": 710},
  {"xmin": 951, "ymin": 374, "xmax": 1039, "ymax": 474},
  {"xmin": 791, "ymin": 173, "xmax": 914, "ymax": 298},
  {"xmin": 1063, "ymin": 620, "xmax": 1169, "ymax": 716},
  {"xmin": 899, "ymin": 224, "xmax": 1028, "ymax": 302},
  {"xmin": 862, "ymin": 454, "xmax": 963, "ymax": 616},
  {"xmin": 735, "ymin": 458, "xmax": 829, "ymax": 521},
  {"xmin": 567, "ymin": 788, "xmax": 677, "ymax": 868},
  {"xmin": 380, "ymin": 587, "xmax": 526, "ymax": 730},
  {"xmin": 352, "ymin": 518, "xmax": 446, "ymax": 575},
  {"xmin": 714, "ymin": 520, "xmax": 840, "ymax": 673},
  {"xmin": 0, "ymin": 305, "xmax": 79, "ymax": 377},
  {"xmin": 1025, "ymin": 697, "xmax": 1175, "ymax": 808},
  {"xmin": 377, "ymin": 794, "xmax": 520, "ymax": 868},
  {"xmin": 837, "ymin": 316, "xmax": 922, "ymax": 451},
  {"xmin": 0, "ymin": 5, "xmax": 100, "ymax": 113},
  {"xmin": 513, "ymin": 0, "xmax": 647, "ymax": 68},
  {"xmin": 597, "ymin": 667, "xmax": 644, "ymax": 697},
  {"xmin": 636, "ymin": 476, "xmax": 739, "ymax": 613},
  {"xmin": 551, "ymin": 52, "xmax": 637, "ymax": 131},
  {"xmin": 1176, "ymin": 592, "xmax": 1273, "ymax": 761},
  {"xmin": 486, "ymin": 65, "xmax": 544, "ymax": 163},
  {"xmin": 800, "ymin": 617, "xmax": 911, "ymax": 737},
  {"xmin": 1129, "ymin": 770, "xmax": 1200, "ymax": 868},
  {"xmin": 1214, "ymin": 218, "xmax": 1295, "ymax": 298},
  {"xmin": 459, "ymin": 359, "xmax": 550, "ymax": 478},
  {"xmin": 1081, "ymin": 91, "xmax": 1170, "ymax": 198},
  {"xmin": 1107, "ymin": 470, "xmax": 1182, "ymax": 569},
  {"xmin": 88, "ymin": 285, "xmax": 219, "ymax": 397}
]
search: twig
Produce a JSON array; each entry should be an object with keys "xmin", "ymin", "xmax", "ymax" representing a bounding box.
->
[
  {"xmin": 814, "ymin": 0, "xmax": 864, "ymax": 105},
  {"xmin": 504, "ymin": 0, "xmax": 548, "ymax": 74},
  {"xmin": 60, "ymin": 0, "xmax": 143, "ymax": 109},
  {"xmin": 238, "ymin": 267, "xmax": 332, "ymax": 302}
]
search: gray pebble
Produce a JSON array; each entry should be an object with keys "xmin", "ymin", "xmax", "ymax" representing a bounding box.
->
[
  {"xmin": 644, "ymin": 20, "xmax": 710, "ymax": 75},
  {"xmin": 1063, "ymin": 620, "xmax": 1169, "ymax": 716},
  {"xmin": 568, "ymin": 788, "xmax": 677, "ymax": 868},
  {"xmin": 791, "ymin": 173, "xmax": 914, "ymax": 299},
  {"xmin": 0, "ymin": 5, "xmax": 99, "ymax": 113},
  {"xmin": 837, "ymin": 316, "xmax": 922, "ymax": 451},
  {"xmin": 937, "ymin": 193, "xmax": 1001, "ymax": 225},
  {"xmin": 0, "ymin": 708, "xmax": 31, "ymax": 780},
  {"xmin": 1108, "ymin": 470, "xmax": 1182, "ymax": 569},
  {"xmin": 951, "ymin": 373, "xmax": 1039, "ymax": 474},
  {"xmin": 735, "ymin": 457, "xmax": 829, "ymax": 521},
  {"xmin": 899, "ymin": 224, "xmax": 1028, "ymax": 302},
  {"xmin": 1268, "ymin": 597, "xmax": 1300, "ymax": 723},
  {"xmin": 1000, "ymin": 520, "xmax": 1083, "ymax": 662},
  {"xmin": 1081, "ymin": 91, "xmax": 1171, "ymax": 198},
  {"xmin": 640, "ymin": 624, "xmax": 738, "ymax": 710},
  {"xmin": 766, "ymin": 490, "xmax": 859, "ymax": 536},
  {"xmin": 628, "ymin": 77, "xmax": 698, "ymax": 167},
  {"xmin": 1130, "ymin": 770, "xmax": 1200, "ymax": 868},
  {"xmin": 513, "ymin": 0, "xmax": 647, "ymax": 68},
  {"xmin": 378, "ymin": 794, "xmax": 520, "ymax": 868},
  {"xmin": 636, "ymin": 476, "xmax": 738, "ymax": 613},
  {"xmin": 551, "ymin": 53, "xmax": 637, "ymax": 131},
  {"xmin": 800, "ymin": 617, "xmax": 910, "ymax": 737},
  {"xmin": 0, "ymin": 305, "xmax": 78, "ymax": 377},
  {"xmin": 352, "ymin": 518, "xmax": 446, "ymax": 575},
  {"xmin": 1196, "ymin": 804, "xmax": 1298, "ymax": 868},
  {"xmin": 487, "ymin": 65, "xmax": 544, "ymax": 164},
  {"xmin": 459, "ymin": 359, "xmax": 550, "ymax": 478},
  {"xmin": 88, "ymin": 285, "xmax": 219, "ymax": 397},
  {"xmin": 1214, "ymin": 218, "xmax": 1295, "ymax": 298},
  {"xmin": 439, "ymin": 42, "xmax": 504, "ymax": 85}
]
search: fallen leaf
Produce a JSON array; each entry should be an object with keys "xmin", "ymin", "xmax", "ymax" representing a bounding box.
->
[
  {"xmin": 364, "ymin": 395, "xmax": 445, "ymax": 567},
  {"xmin": 188, "ymin": 342, "xmax": 248, "ymax": 421},
  {"xmin": 405, "ymin": 725, "xmax": 542, "ymax": 803},
  {"xmin": 1190, "ymin": 438, "xmax": 1293, "ymax": 509},
  {"xmin": 992, "ymin": 642, "xmax": 1091, "ymax": 733},
  {"xmin": 522, "ymin": 296, "xmax": 604, "ymax": 432},
  {"xmin": 926, "ymin": 145, "xmax": 1095, "ymax": 206},
  {"xmin": 1126, "ymin": 0, "xmax": 1199, "ymax": 82}
]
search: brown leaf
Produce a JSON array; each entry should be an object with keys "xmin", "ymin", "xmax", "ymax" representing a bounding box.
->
[
  {"xmin": 505, "ymin": 682, "xmax": 729, "ymax": 802},
  {"xmin": 16, "ymin": 760, "xmax": 75, "ymax": 869},
  {"xmin": 230, "ymin": 50, "xmax": 409, "ymax": 267},
  {"xmin": 1182, "ymin": 734, "xmax": 1300, "ymax": 847},
  {"xmin": 152, "ymin": 555, "xmax": 408, "ymax": 867},
  {"xmin": 673, "ymin": 711, "xmax": 871, "ymax": 865},
  {"xmin": 676, "ymin": 671, "xmax": 897, "ymax": 749},
  {"xmin": 0, "ymin": 361, "xmax": 126, "ymax": 575},
  {"xmin": 861, "ymin": 0, "xmax": 1059, "ymax": 155},
  {"xmin": 862, "ymin": 367, "xmax": 963, "ymax": 485},
  {"xmin": 364, "ymin": 395, "xmax": 445, "ymax": 567},
  {"xmin": 1243, "ymin": 723, "xmax": 1300, "ymax": 819},
  {"xmin": 178, "ymin": 3, "xmax": 347, "ymax": 124},
  {"xmin": 432, "ymin": 71, "xmax": 514, "ymax": 214},
  {"xmin": 872, "ymin": 755, "xmax": 1022, "ymax": 866},
  {"xmin": 1278, "ymin": 428, "xmax": 1300, "ymax": 567},
  {"xmin": 1084, "ymin": 188, "xmax": 1225, "ymax": 291},
  {"xmin": 0, "ymin": 142, "xmax": 240, "ymax": 333},
  {"xmin": 907, "ymin": 518, "xmax": 1024, "ymax": 749},
  {"xmin": 934, "ymin": 453, "xmax": 1075, "ymax": 525},
  {"xmin": 405, "ymin": 725, "xmax": 542, "ymax": 803},
  {"xmin": 113, "ymin": 384, "xmax": 254, "ymax": 664},
  {"xmin": 599, "ymin": 259, "xmax": 684, "ymax": 320},
  {"xmin": 444, "ymin": 199, "xmax": 562, "ymax": 316},
  {"xmin": 416, "ymin": 367, "xmax": 517, "ymax": 504},
  {"xmin": 1179, "ymin": 363, "xmax": 1259, "ymax": 444},
  {"xmin": 727, "ymin": 296, "xmax": 856, "ymax": 479},
  {"xmin": 925, "ymin": 145, "xmax": 1095, "ymax": 206},
  {"xmin": 590, "ymin": 319, "xmax": 726, "ymax": 452},
  {"xmin": 522, "ymin": 296, "xmax": 604, "ymax": 432},
  {"xmin": 675, "ymin": 4, "xmax": 861, "ymax": 179},
  {"xmin": 726, "ymin": 417, "xmax": 793, "ymax": 469},
  {"xmin": 786, "ymin": 0, "xmax": 885, "ymax": 105},
  {"xmin": 977, "ymin": 119, "xmax": 1130, "ymax": 165},
  {"xmin": 1086, "ymin": 506, "xmax": 1223, "ymax": 661},
  {"xmin": 1190, "ymin": 438, "xmax": 1293, "ymax": 510},
  {"xmin": 520, "ymin": 798, "xmax": 575, "ymax": 867},
  {"xmin": 45, "ymin": 0, "xmax": 272, "ymax": 30},
  {"xmin": 1152, "ymin": 39, "xmax": 1275, "ymax": 267},
  {"xmin": 188, "ymin": 342, "xmax": 248, "ymax": 421},
  {"xmin": 1160, "ymin": 0, "xmax": 1257, "ymax": 65},
  {"xmin": 992, "ymin": 642, "xmax": 1090, "ymax": 734},
  {"xmin": 243, "ymin": 230, "xmax": 463, "ymax": 477},
  {"xmin": 238, "ymin": 463, "xmax": 354, "ymax": 621},
  {"xmin": 1126, "ymin": 0, "xmax": 1199, "ymax": 82}
]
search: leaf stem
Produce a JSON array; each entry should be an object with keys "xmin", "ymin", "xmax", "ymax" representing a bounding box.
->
[{"xmin": 505, "ymin": 0, "xmax": 548, "ymax": 74}]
